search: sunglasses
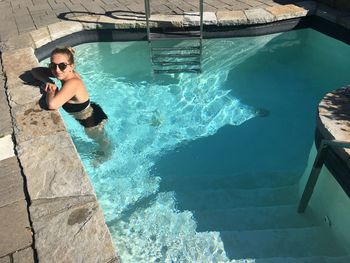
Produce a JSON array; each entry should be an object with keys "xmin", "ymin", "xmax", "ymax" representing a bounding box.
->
[{"xmin": 48, "ymin": 62, "xmax": 71, "ymax": 71}]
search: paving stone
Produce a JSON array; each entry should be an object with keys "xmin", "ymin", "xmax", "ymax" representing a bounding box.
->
[
  {"xmin": 28, "ymin": 3, "xmax": 52, "ymax": 12},
  {"xmin": 149, "ymin": 14, "xmax": 184, "ymax": 27},
  {"xmin": 12, "ymin": 247, "xmax": 34, "ymax": 263},
  {"xmin": 0, "ymin": 200, "xmax": 32, "ymax": 257},
  {"xmin": 16, "ymin": 131, "xmax": 94, "ymax": 200},
  {"xmin": 64, "ymin": 3, "xmax": 88, "ymax": 14},
  {"xmin": 30, "ymin": 195, "xmax": 96, "ymax": 220},
  {"xmin": 2, "ymin": 33, "xmax": 35, "ymax": 52},
  {"xmin": 4, "ymin": 81, "xmax": 42, "ymax": 110},
  {"xmin": 0, "ymin": 256, "xmax": 10, "ymax": 263},
  {"xmin": 318, "ymin": 87, "xmax": 350, "ymax": 163},
  {"xmin": 0, "ymin": 135, "xmax": 15, "ymax": 161},
  {"xmin": 0, "ymin": 80, "xmax": 12, "ymax": 137},
  {"xmin": 220, "ymin": 0, "xmax": 251, "ymax": 10},
  {"xmin": 2, "ymin": 47, "xmax": 38, "ymax": 80},
  {"xmin": 14, "ymin": 14, "xmax": 36, "ymax": 34},
  {"xmin": 78, "ymin": 15, "xmax": 100, "ymax": 30},
  {"xmin": 31, "ymin": 198, "xmax": 116, "ymax": 263},
  {"xmin": 0, "ymin": 156, "xmax": 24, "ymax": 207},
  {"xmin": 82, "ymin": 2, "xmax": 106, "ymax": 14},
  {"xmin": 265, "ymin": 4, "xmax": 308, "ymax": 20},
  {"xmin": 245, "ymin": 7, "xmax": 275, "ymax": 24},
  {"xmin": 97, "ymin": 15, "xmax": 138, "ymax": 29},
  {"xmin": 48, "ymin": 21, "xmax": 83, "ymax": 41},
  {"xmin": 216, "ymin": 10, "xmax": 248, "ymax": 25},
  {"xmin": 12, "ymin": 101, "xmax": 66, "ymax": 143},
  {"xmin": 30, "ymin": 27, "xmax": 52, "ymax": 48},
  {"xmin": 0, "ymin": 21, "xmax": 19, "ymax": 42}
]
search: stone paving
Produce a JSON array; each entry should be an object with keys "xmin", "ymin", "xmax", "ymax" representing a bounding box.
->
[{"xmin": 0, "ymin": 0, "xmax": 350, "ymax": 262}]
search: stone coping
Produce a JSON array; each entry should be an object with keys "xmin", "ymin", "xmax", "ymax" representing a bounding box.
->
[
  {"xmin": 318, "ymin": 87, "xmax": 350, "ymax": 167},
  {"xmin": 1, "ymin": 1, "xmax": 350, "ymax": 262}
]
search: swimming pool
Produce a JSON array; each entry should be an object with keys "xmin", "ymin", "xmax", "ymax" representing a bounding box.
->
[{"xmin": 51, "ymin": 28, "xmax": 350, "ymax": 262}]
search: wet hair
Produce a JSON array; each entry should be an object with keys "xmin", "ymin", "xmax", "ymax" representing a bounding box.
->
[{"xmin": 51, "ymin": 46, "xmax": 75, "ymax": 64}]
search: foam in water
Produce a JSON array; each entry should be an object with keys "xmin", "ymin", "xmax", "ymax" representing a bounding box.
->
[{"xmin": 49, "ymin": 33, "xmax": 279, "ymax": 262}]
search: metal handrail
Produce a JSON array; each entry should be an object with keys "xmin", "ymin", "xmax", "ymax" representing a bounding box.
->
[
  {"xmin": 144, "ymin": 0, "xmax": 204, "ymax": 74},
  {"xmin": 298, "ymin": 139, "xmax": 350, "ymax": 213},
  {"xmin": 144, "ymin": 0, "xmax": 151, "ymax": 42}
]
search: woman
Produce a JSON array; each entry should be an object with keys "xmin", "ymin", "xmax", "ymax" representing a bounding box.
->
[{"xmin": 31, "ymin": 46, "xmax": 111, "ymax": 162}]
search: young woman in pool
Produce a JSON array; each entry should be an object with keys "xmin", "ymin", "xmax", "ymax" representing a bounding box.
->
[{"xmin": 31, "ymin": 46, "xmax": 111, "ymax": 162}]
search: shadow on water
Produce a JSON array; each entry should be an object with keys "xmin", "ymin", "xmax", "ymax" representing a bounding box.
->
[{"xmin": 152, "ymin": 29, "xmax": 350, "ymax": 260}]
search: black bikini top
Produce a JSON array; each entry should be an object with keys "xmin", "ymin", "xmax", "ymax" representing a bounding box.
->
[{"xmin": 62, "ymin": 99, "xmax": 90, "ymax": 113}]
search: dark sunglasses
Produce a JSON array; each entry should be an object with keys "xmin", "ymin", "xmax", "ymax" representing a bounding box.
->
[{"xmin": 48, "ymin": 62, "xmax": 70, "ymax": 71}]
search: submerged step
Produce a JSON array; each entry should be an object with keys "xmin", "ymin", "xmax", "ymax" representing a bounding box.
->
[
  {"xmin": 256, "ymin": 255, "xmax": 350, "ymax": 263},
  {"xmin": 195, "ymin": 205, "xmax": 316, "ymax": 231},
  {"xmin": 175, "ymin": 184, "xmax": 299, "ymax": 211},
  {"xmin": 149, "ymin": 31, "xmax": 201, "ymax": 40},
  {"xmin": 160, "ymin": 171, "xmax": 302, "ymax": 192},
  {"xmin": 151, "ymin": 46, "xmax": 200, "ymax": 52},
  {"xmin": 153, "ymin": 68, "xmax": 201, "ymax": 74},
  {"xmin": 220, "ymin": 227, "xmax": 347, "ymax": 259},
  {"xmin": 152, "ymin": 61, "xmax": 200, "ymax": 66}
]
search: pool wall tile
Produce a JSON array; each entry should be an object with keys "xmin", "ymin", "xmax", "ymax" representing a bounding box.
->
[
  {"xmin": 244, "ymin": 8, "xmax": 276, "ymax": 24},
  {"xmin": 216, "ymin": 11, "xmax": 248, "ymax": 26},
  {"xmin": 338, "ymin": 15, "xmax": 350, "ymax": 29},
  {"xmin": 316, "ymin": 3, "xmax": 342, "ymax": 23},
  {"xmin": 295, "ymin": 1, "xmax": 318, "ymax": 15}
]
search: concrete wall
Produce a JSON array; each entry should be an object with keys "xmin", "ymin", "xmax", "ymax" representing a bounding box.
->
[
  {"xmin": 317, "ymin": 0, "xmax": 350, "ymax": 11},
  {"xmin": 299, "ymin": 143, "xmax": 350, "ymax": 254}
]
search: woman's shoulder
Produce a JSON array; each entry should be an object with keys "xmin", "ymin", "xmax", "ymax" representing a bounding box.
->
[{"xmin": 64, "ymin": 76, "xmax": 85, "ymax": 88}]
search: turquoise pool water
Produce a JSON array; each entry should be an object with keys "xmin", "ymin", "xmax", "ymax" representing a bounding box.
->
[{"xmin": 51, "ymin": 28, "xmax": 350, "ymax": 262}]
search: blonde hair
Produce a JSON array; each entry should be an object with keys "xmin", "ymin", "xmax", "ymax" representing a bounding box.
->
[{"xmin": 51, "ymin": 46, "xmax": 75, "ymax": 64}]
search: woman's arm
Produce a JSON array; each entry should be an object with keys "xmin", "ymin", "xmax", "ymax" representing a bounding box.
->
[{"xmin": 46, "ymin": 79, "xmax": 80, "ymax": 110}]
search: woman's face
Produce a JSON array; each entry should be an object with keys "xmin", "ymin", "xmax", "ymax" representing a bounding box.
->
[{"xmin": 50, "ymin": 53, "xmax": 74, "ymax": 81}]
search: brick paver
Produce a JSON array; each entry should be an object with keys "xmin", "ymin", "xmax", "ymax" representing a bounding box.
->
[{"xmin": 0, "ymin": 0, "xmax": 303, "ymax": 42}]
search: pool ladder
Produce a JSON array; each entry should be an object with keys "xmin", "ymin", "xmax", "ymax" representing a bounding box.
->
[{"xmin": 144, "ymin": 0, "xmax": 203, "ymax": 74}]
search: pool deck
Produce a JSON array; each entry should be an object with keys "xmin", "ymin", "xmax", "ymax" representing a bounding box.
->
[{"xmin": 1, "ymin": 0, "xmax": 350, "ymax": 262}]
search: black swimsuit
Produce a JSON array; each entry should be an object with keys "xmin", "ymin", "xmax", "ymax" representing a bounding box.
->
[{"xmin": 62, "ymin": 99, "xmax": 108, "ymax": 128}]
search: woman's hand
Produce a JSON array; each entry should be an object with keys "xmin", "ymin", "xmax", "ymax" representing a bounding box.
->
[{"xmin": 44, "ymin": 82, "xmax": 58, "ymax": 93}]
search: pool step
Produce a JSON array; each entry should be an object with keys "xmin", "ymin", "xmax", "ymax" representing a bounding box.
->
[
  {"xmin": 175, "ymin": 184, "xmax": 299, "ymax": 211},
  {"xmin": 220, "ymin": 227, "xmax": 347, "ymax": 259},
  {"xmin": 160, "ymin": 171, "xmax": 301, "ymax": 192},
  {"xmin": 149, "ymin": 31, "xmax": 201, "ymax": 41},
  {"xmin": 256, "ymin": 256, "xmax": 350, "ymax": 263},
  {"xmin": 194, "ymin": 205, "xmax": 316, "ymax": 231}
]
